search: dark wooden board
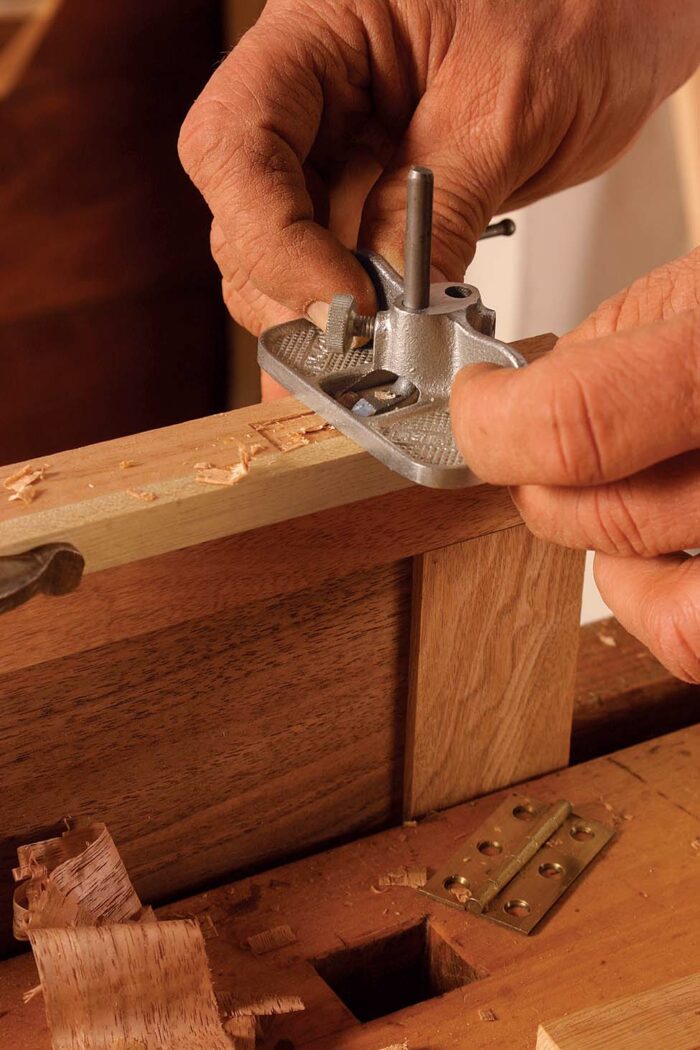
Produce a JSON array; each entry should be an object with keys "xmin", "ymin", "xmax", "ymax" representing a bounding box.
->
[{"xmin": 0, "ymin": 560, "xmax": 411, "ymax": 956}]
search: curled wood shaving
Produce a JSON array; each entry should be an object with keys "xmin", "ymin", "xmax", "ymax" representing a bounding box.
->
[
  {"xmin": 377, "ymin": 865, "xmax": 427, "ymax": 889},
  {"xmin": 244, "ymin": 923, "xmax": 297, "ymax": 955},
  {"xmin": 118, "ymin": 459, "xmax": 135, "ymax": 469},
  {"xmin": 3, "ymin": 462, "xmax": 48, "ymax": 504},
  {"xmin": 479, "ymin": 1007, "xmax": 498, "ymax": 1021},
  {"xmin": 12, "ymin": 822, "xmax": 145, "ymax": 940},
  {"xmin": 127, "ymin": 488, "xmax": 157, "ymax": 502},
  {"xmin": 30, "ymin": 922, "xmax": 232, "ymax": 1050},
  {"xmin": 14, "ymin": 825, "xmax": 233, "ymax": 1049}
]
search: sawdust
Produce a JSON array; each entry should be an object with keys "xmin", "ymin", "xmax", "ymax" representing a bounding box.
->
[
  {"xmin": 479, "ymin": 1008, "xmax": 498, "ymax": 1022},
  {"xmin": 126, "ymin": 488, "xmax": 157, "ymax": 502},
  {"xmin": 118, "ymin": 460, "xmax": 136, "ymax": 469},
  {"xmin": 378, "ymin": 1041, "xmax": 408, "ymax": 1050},
  {"xmin": 244, "ymin": 923, "xmax": 297, "ymax": 955},
  {"xmin": 3, "ymin": 462, "xmax": 49, "ymax": 504},
  {"xmin": 598, "ymin": 631, "xmax": 617, "ymax": 647},
  {"xmin": 377, "ymin": 865, "xmax": 427, "ymax": 889}
]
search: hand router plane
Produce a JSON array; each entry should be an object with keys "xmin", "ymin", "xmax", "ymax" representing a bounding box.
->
[{"xmin": 258, "ymin": 166, "xmax": 524, "ymax": 488}]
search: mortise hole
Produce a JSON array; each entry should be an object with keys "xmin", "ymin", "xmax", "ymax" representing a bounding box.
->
[
  {"xmin": 513, "ymin": 804, "xmax": 536, "ymax": 821},
  {"xmin": 477, "ymin": 840, "xmax": 502, "ymax": 857},
  {"xmin": 539, "ymin": 862, "xmax": 565, "ymax": 880},
  {"xmin": 504, "ymin": 899, "xmax": 531, "ymax": 918},
  {"xmin": 313, "ymin": 919, "xmax": 483, "ymax": 1023},
  {"xmin": 444, "ymin": 285, "xmax": 470, "ymax": 298},
  {"xmin": 570, "ymin": 823, "xmax": 595, "ymax": 842}
]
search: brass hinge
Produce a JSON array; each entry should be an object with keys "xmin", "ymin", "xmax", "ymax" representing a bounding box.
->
[{"xmin": 420, "ymin": 795, "xmax": 614, "ymax": 934}]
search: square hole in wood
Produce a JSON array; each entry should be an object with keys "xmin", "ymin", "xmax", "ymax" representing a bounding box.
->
[{"xmin": 313, "ymin": 918, "xmax": 480, "ymax": 1023}]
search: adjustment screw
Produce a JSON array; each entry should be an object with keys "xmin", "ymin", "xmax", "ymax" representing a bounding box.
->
[{"xmin": 325, "ymin": 294, "xmax": 375, "ymax": 354}]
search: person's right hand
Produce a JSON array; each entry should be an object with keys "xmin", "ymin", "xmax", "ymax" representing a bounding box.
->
[
  {"xmin": 451, "ymin": 248, "xmax": 700, "ymax": 683},
  {"xmin": 179, "ymin": 0, "xmax": 700, "ymax": 395}
]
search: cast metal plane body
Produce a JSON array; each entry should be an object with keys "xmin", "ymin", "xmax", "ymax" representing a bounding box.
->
[{"xmin": 258, "ymin": 167, "xmax": 524, "ymax": 488}]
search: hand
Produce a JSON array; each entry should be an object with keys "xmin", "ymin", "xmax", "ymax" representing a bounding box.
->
[
  {"xmin": 451, "ymin": 248, "xmax": 700, "ymax": 683},
  {"xmin": 178, "ymin": 0, "xmax": 700, "ymax": 397}
]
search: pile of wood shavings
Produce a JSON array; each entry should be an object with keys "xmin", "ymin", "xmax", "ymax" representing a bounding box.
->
[{"xmin": 3, "ymin": 462, "xmax": 50, "ymax": 505}]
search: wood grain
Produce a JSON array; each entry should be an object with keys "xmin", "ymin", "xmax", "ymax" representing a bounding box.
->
[
  {"xmin": 572, "ymin": 616, "xmax": 699, "ymax": 763},
  {"xmin": 536, "ymin": 973, "xmax": 700, "ymax": 1050},
  {"xmin": 0, "ymin": 482, "xmax": 519, "ymax": 675},
  {"xmin": 404, "ymin": 525, "xmax": 585, "ymax": 816},
  {"xmin": 0, "ymin": 560, "xmax": 411, "ymax": 957},
  {"xmin": 1, "ymin": 726, "xmax": 698, "ymax": 1050},
  {"xmin": 0, "ymin": 333, "xmax": 554, "ymax": 573}
]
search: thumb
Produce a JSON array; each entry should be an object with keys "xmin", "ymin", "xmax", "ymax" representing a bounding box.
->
[{"xmin": 358, "ymin": 96, "xmax": 504, "ymax": 280}]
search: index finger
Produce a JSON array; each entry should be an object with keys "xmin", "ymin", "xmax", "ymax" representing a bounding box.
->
[
  {"xmin": 178, "ymin": 14, "xmax": 375, "ymax": 316},
  {"xmin": 451, "ymin": 310, "xmax": 700, "ymax": 486}
]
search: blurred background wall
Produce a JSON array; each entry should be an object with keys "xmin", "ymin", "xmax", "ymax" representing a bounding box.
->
[{"xmin": 0, "ymin": 0, "xmax": 227, "ymax": 464}]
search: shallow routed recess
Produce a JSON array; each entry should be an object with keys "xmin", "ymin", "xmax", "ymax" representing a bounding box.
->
[{"xmin": 313, "ymin": 918, "xmax": 480, "ymax": 1023}]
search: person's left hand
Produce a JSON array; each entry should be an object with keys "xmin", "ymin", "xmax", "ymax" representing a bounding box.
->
[{"xmin": 451, "ymin": 247, "xmax": 700, "ymax": 682}]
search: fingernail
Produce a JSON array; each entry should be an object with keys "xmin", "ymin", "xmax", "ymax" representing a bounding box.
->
[{"xmin": 305, "ymin": 301, "xmax": 329, "ymax": 330}]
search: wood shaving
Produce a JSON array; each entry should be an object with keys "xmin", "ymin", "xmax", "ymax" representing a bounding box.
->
[
  {"xmin": 479, "ymin": 1008, "xmax": 498, "ymax": 1022},
  {"xmin": 22, "ymin": 984, "xmax": 42, "ymax": 1004},
  {"xmin": 402, "ymin": 819, "xmax": 418, "ymax": 828},
  {"xmin": 224, "ymin": 1015, "xmax": 257, "ymax": 1050},
  {"xmin": 118, "ymin": 460, "xmax": 135, "ymax": 469},
  {"xmin": 12, "ymin": 822, "xmax": 145, "ymax": 939},
  {"xmin": 691, "ymin": 837, "xmax": 700, "ymax": 854},
  {"xmin": 14, "ymin": 825, "xmax": 233, "ymax": 1049},
  {"xmin": 219, "ymin": 993, "xmax": 305, "ymax": 1018},
  {"xmin": 127, "ymin": 488, "xmax": 157, "ymax": 502},
  {"xmin": 30, "ymin": 922, "xmax": 231, "ymax": 1050},
  {"xmin": 3, "ymin": 462, "xmax": 47, "ymax": 504},
  {"xmin": 598, "ymin": 631, "xmax": 617, "ymax": 647},
  {"xmin": 378, "ymin": 1042, "xmax": 408, "ymax": 1050},
  {"xmin": 377, "ymin": 865, "xmax": 427, "ymax": 889},
  {"xmin": 195, "ymin": 450, "xmax": 250, "ymax": 487},
  {"xmin": 244, "ymin": 923, "xmax": 297, "ymax": 955}
]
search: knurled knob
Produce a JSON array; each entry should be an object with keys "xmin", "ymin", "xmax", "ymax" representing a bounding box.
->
[{"xmin": 325, "ymin": 294, "xmax": 375, "ymax": 355}]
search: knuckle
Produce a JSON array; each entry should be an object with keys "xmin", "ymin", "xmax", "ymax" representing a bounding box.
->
[
  {"xmin": 546, "ymin": 370, "xmax": 607, "ymax": 485},
  {"xmin": 178, "ymin": 99, "xmax": 237, "ymax": 193},
  {"xmin": 588, "ymin": 484, "xmax": 651, "ymax": 557},
  {"xmin": 514, "ymin": 487, "xmax": 563, "ymax": 545}
]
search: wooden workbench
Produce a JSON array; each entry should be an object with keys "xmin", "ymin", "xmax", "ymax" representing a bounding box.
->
[{"xmin": 0, "ymin": 726, "xmax": 697, "ymax": 1048}]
